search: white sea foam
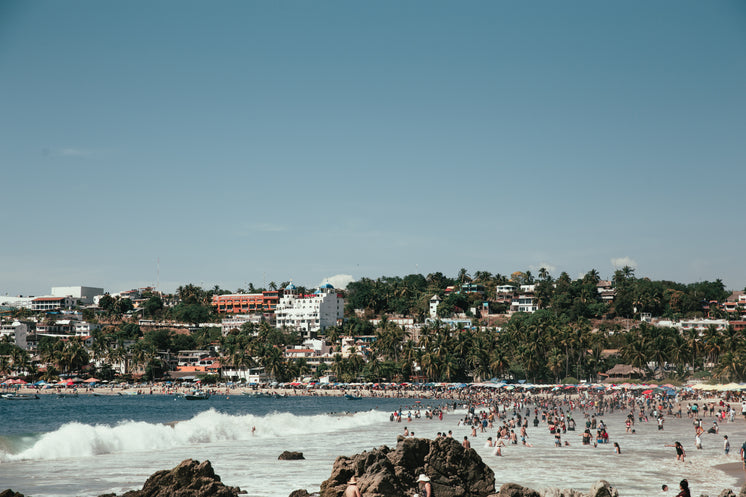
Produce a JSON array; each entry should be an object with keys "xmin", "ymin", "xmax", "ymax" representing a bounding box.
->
[
  {"xmin": 2, "ymin": 408, "xmax": 389, "ymax": 461},
  {"xmin": 1, "ymin": 403, "xmax": 745, "ymax": 497}
]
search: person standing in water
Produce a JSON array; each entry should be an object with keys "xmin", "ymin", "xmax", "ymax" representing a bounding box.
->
[{"xmin": 665, "ymin": 441, "xmax": 686, "ymax": 462}]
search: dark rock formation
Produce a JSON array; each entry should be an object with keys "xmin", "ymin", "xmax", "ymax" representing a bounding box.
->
[
  {"xmin": 488, "ymin": 481, "xmax": 616, "ymax": 497},
  {"xmin": 320, "ymin": 436, "xmax": 495, "ymax": 497},
  {"xmin": 288, "ymin": 490, "xmax": 312, "ymax": 497},
  {"xmin": 492, "ymin": 483, "xmax": 541, "ymax": 497},
  {"xmin": 279, "ymin": 451, "xmax": 306, "ymax": 460},
  {"xmin": 0, "ymin": 490, "xmax": 24, "ymax": 497},
  {"xmin": 118, "ymin": 459, "xmax": 242, "ymax": 497}
]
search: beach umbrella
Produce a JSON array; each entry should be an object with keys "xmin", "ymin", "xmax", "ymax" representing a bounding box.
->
[
  {"xmin": 642, "ymin": 389, "xmax": 653, "ymax": 395},
  {"xmin": 84, "ymin": 378, "xmax": 99, "ymax": 383}
]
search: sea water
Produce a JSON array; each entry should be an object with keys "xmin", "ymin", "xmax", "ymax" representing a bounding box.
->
[{"xmin": 0, "ymin": 394, "xmax": 744, "ymax": 497}]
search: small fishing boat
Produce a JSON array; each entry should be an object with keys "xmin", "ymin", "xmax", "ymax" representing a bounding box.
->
[
  {"xmin": 184, "ymin": 391, "xmax": 210, "ymax": 400},
  {"xmin": 2, "ymin": 393, "xmax": 40, "ymax": 400},
  {"xmin": 344, "ymin": 394, "xmax": 362, "ymax": 400}
]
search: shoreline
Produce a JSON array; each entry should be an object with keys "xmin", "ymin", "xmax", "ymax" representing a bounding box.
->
[{"xmin": 714, "ymin": 462, "xmax": 746, "ymax": 482}]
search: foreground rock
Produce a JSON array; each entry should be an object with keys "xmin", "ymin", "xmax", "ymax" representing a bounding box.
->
[
  {"xmin": 0, "ymin": 490, "xmax": 24, "ymax": 497},
  {"xmin": 493, "ymin": 481, "xmax": 617, "ymax": 497},
  {"xmin": 319, "ymin": 436, "xmax": 495, "ymax": 497},
  {"xmin": 115, "ymin": 459, "xmax": 243, "ymax": 497},
  {"xmin": 279, "ymin": 451, "xmax": 306, "ymax": 460}
]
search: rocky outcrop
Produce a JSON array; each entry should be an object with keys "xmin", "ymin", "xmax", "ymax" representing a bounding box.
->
[
  {"xmin": 288, "ymin": 491, "xmax": 314, "ymax": 497},
  {"xmin": 319, "ymin": 436, "xmax": 495, "ymax": 497},
  {"xmin": 118, "ymin": 459, "xmax": 242, "ymax": 497},
  {"xmin": 0, "ymin": 490, "xmax": 24, "ymax": 497},
  {"xmin": 279, "ymin": 451, "xmax": 306, "ymax": 460},
  {"xmin": 488, "ymin": 481, "xmax": 616, "ymax": 497}
]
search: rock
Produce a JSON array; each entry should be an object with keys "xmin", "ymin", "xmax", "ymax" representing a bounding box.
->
[
  {"xmin": 719, "ymin": 491, "xmax": 737, "ymax": 497},
  {"xmin": 288, "ymin": 491, "xmax": 311, "ymax": 497},
  {"xmin": 119, "ymin": 459, "xmax": 242, "ymax": 497},
  {"xmin": 320, "ymin": 436, "xmax": 495, "ymax": 497},
  {"xmin": 541, "ymin": 488, "xmax": 584, "ymax": 497},
  {"xmin": 587, "ymin": 481, "xmax": 618, "ymax": 497},
  {"xmin": 279, "ymin": 451, "xmax": 306, "ymax": 460},
  {"xmin": 496, "ymin": 483, "xmax": 540, "ymax": 497},
  {"xmin": 0, "ymin": 490, "xmax": 24, "ymax": 497}
]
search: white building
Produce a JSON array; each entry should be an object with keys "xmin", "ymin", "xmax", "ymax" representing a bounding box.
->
[
  {"xmin": 52, "ymin": 286, "xmax": 104, "ymax": 305},
  {"xmin": 73, "ymin": 321, "xmax": 101, "ymax": 335},
  {"xmin": 0, "ymin": 296, "xmax": 35, "ymax": 309},
  {"xmin": 655, "ymin": 318, "xmax": 728, "ymax": 333},
  {"xmin": 429, "ymin": 295, "xmax": 441, "ymax": 319},
  {"xmin": 32, "ymin": 296, "xmax": 77, "ymax": 311},
  {"xmin": 220, "ymin": 314, "xmax": 263, "ymax": 336},
  {"xmin": 275, "ymin": 283, "xmax": 344, "ymax": 338},
  {"xmin": 510, "ymin": 295, "xmax": 538, "ymax": 314},
  {"xmin": 0, "ymin": 321, "xmax": 28, "ymax": 350}
]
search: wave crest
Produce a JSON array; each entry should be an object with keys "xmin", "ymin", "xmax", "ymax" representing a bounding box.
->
[{"xmin": 1, "ymin": 408, "xmax": 388, "ymax": 461}]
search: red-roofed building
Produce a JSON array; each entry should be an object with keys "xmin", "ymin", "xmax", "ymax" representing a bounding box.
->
[
  {"xmin": 32, "ymin": 296, "xmax": 76, "ymax": 311},
  {"xmin": 212, "ymin": 291, "xmax": 282, "ymax": 314}
]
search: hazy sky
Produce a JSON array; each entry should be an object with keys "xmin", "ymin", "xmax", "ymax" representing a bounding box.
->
[{"xmin": 2, "ymin": 1, "xmax": 745, "ymax": 296}]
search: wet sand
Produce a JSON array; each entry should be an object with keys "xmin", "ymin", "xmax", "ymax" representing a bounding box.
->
[{"xmin": 714, "ymin": 461, "xmax": 746, "ymax": 483}]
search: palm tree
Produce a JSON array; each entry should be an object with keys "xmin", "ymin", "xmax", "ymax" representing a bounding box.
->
[
  {"xmin": 714, "ymin": 349, "xmax": 746, "ymax": 382},
  {"xmin": 457, "ymin": 268, "xmax": 471, "ymax": 286},
  {"xmin": 261, "ymin": 346, "xmax": 287, "ymax": 381},
  {"xmin": 547, "ymin": 348, "xmax": 564, "ymax": 382}
]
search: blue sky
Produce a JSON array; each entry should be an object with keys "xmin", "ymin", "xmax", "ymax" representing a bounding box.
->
[{"xmin": 2, "ymin": 1, "xmax": 745, "ymax": 296}]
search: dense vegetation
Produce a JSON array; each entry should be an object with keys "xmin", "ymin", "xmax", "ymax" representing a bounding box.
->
[{"xmin": 1, "ymin": 267, "xmax": 742, "ymax": 384}]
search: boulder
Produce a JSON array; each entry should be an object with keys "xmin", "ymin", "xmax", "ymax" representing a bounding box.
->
[
  {"xmin": 288, "ymin": 491, "xmax": 312, "ymax": 497},
  {"xmin": 0, "ymin": 490, "xmax": 24, "ymax": 497},
  {"xmin": 495, "ymin": 483, "xmax": 540, "ymax": 497},
  {"xmin": 119, "ymin": 459, "xmax": 242, "ymax": 497},
  {"xmin": 540, "ymin": 489, "xmax": 584, "ymax": 497},
  {"xmin": 320, "ymin": 436, "xmax": 495, "ymax": 497},
  {"xmin": 279, "ymin": 451, "xmax": 306, "ymax": 460},
  {"xmin": 586, "ymin": 481, "xmax": 617, "ymax": 497}
]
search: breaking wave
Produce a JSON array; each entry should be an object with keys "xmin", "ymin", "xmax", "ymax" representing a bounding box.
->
[{"xmin": 0, "ymin": 408, "xmax": 388, "ymax": 461}]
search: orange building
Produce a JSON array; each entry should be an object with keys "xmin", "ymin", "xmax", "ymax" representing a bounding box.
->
[{"xmin": 212, "ymin": 291, "xmax": 282, "ymax": 314}]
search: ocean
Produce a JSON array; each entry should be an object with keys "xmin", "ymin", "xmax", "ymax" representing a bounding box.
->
[{"xmin": 0, "ymin": 393, "xmax": 744, "ymax": 497}]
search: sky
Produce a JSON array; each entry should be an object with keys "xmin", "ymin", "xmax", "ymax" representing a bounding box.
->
[{"xmin": 1, "ymin": 1, "xmax": 745, "ymax": 296}]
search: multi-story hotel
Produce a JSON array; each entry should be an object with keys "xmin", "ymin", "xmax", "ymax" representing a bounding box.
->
[
  {"xmin": 274, "ymin": 283, "xmax": 344, "ymax": 338},
  {"xmin": 211, "ymin": 290, "xmax": 282, "ymax": 314}
]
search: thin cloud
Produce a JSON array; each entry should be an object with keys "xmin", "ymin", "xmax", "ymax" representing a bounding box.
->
[
  {"xmin": 252, "ymin": 223, "xmax": 287, "ymax": 232},
  {"xmin": 59, "ymin": 148, "xmax": 93, "ymax": 157},
  {"xmin": 611, "ymin": 257, "xmax": 637, "ymax": 269},
  {"xmin": 529, "ymin": 263, "xmax": 557, "ymax": 275},
  {"xmin": 43, "ymin": 147, "xmax": 96, "ymax": 158}
]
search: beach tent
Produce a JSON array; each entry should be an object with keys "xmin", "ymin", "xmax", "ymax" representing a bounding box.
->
[{"xmin": 3, "ymin": 379, "xmax": 26, "ymax": 385}]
